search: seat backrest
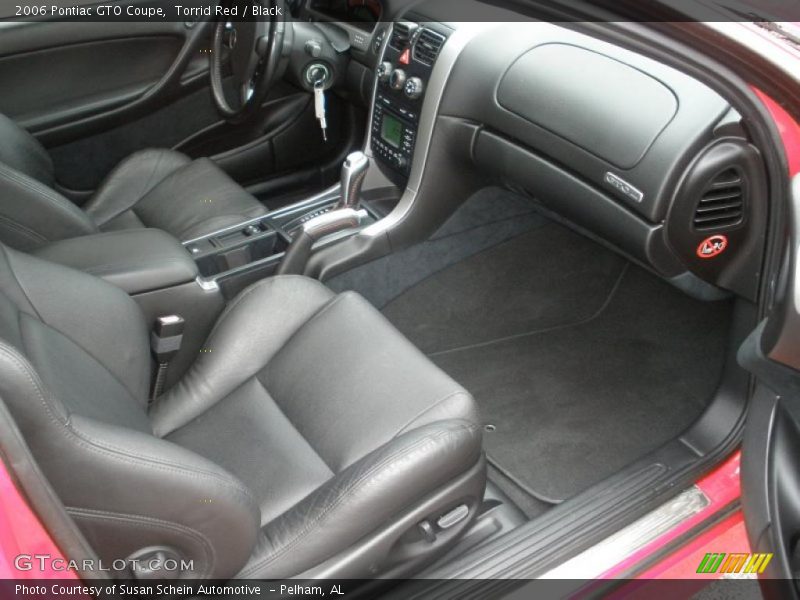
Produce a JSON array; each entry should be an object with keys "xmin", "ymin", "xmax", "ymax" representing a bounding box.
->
[
  {"xmin": 0, "ymin": 245, "xmax": 258, "ymax": 578},
  {"xmin": 0, "ymin": 113, "xmax": 55, "ymax": 186},
  {"xmin": 0, "ymin": 114, "xmax": 97, "ymax": 250}
]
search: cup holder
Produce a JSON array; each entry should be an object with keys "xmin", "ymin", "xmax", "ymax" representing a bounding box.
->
[{"xmin": 194, "ymin": 228, "xmax": 289, "ymax": 278}]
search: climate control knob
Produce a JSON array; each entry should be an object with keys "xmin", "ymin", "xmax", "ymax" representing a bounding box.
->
[
  {"xmin": 404, "ymin": 77, "xmax": 425, "ymax": 100},
  {"xmin": 389, "ymin": 68, "xmax": 407, "ymax": 91},
  {"xmin": 377, "ymin": 61, "xmax": 393, "ymax": 84}
]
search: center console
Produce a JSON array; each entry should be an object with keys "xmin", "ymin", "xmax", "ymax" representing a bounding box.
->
[
  {"xmin": 183, "ymin": 185, "xmax": 391, "ymax": 298},
  {"xmin": 371, "ymin": 22, "xmax": 450, "ymax": 181}
]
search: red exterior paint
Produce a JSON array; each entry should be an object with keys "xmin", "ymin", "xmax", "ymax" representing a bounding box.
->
[
  {"xmin": 607, "ymin": 513, "xmax": 750, "ymax": 599},
  {"xmin": 620, "ymin": 85, "xmax": 800, "ymax": 582},
  {"xmin": 636, "ymin": 511, "xmax": 749, "ymax": 580},
  {"xmin": 596, "ymin": 450, "xmax": 742, "ymax": 581},
  {"xmin": 0, "ymin": 52, "xmax": 797, "ymax": 599},
  {"xmin": 0, "ymin": 458, "xmax": 77, "ymax": 579},
  {"xmin": 754, "ymin": 87, "xmax": 800, "ymax": 177}
]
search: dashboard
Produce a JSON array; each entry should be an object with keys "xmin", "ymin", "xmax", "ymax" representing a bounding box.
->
[
  {"xmin": 298, "ymin": 0, "xmax": 767, "ymax": 303},
  {"xmin": 306, "ymin": 0, "xmax": 383, "ymax": 27}
]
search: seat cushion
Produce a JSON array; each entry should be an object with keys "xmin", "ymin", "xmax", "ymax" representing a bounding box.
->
[
  {"xmin": 84, "ymin": 149, "xmax": 268, "ymax": 241},
  {"xmin": 150, "ymin": 276, "xmax": 484, "ymax": 578}
]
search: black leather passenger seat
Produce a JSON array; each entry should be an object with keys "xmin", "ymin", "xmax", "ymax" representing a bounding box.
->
[
  {"xmin": 0, "ymin": 245, "xmax": 485, "ymax": 579},
  {"xmin": 0, "ymin": 113, "xmax": 268, "ymax": 250}
]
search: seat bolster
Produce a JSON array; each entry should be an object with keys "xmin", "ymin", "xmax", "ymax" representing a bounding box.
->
[
  {"xmin": 150, "ymin": 276, "xmax": 336, "ymax": 436},
  {"xmin": 84, "ymin": 149, "xmax": 191, "ymax": 228},
  {"xmin": 0, "ymin": 340, "xmax": 260, "ymax": 578},
  {"xmin": 60, "ymin": 415, "xmax": 261, "ymax": 579},
  {"xmin": 0, "ymin": 113, "xmax": 55, "ymax": 185},
  {"xmin": 130, "ymin": 157, "xmax": 268, "ymax": 241},
  {"xmin": 5, "ymin": 246, "xmax": 150, "ymax": 403},
  {"xmin": 0, "ymin": 162, "xmax": 97, "ymax": 250},
  {"xmin": 237, "ymin": 420, "xmax": 483, "ymax": 579}
]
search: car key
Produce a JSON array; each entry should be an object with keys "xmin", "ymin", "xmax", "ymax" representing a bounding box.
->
[{"xmin": 314, "ymin": 81, "xmax": 328, "ymax": 142}]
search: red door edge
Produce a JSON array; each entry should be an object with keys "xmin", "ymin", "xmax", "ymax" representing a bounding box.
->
[{"xmin": 0, "ymin": 457, "xmax": 78, "ymax": 580}]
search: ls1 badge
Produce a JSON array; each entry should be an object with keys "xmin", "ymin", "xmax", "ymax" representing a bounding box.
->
[{"xmin": 604, "ymin": 172, "xmax": 644, "ymax": 203}]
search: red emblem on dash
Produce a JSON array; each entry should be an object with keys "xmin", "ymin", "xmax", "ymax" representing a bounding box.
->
[{"xmin": 697, "ymin": 235, "xmax": 729, "ymax": 259}]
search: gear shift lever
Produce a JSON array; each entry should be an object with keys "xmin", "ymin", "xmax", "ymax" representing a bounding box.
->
[
  {"xmin": 278, "ymin": 152, "xmax": 370, "ymax": 276},
  {"xmin": 339, "ymin": 151, "xmax": 369, "ymax": 209}
]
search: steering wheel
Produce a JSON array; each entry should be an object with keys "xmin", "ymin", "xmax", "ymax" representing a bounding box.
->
[{"xmin": 210, "ymin": 0, "xmax": 285, "ymax": 124}]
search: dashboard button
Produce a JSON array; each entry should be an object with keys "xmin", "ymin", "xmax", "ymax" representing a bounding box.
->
[
  {"xmin": 390, "ymin": 69, "xmax": 407, "ymax": 91},
  {"xmin": 404, "ymin": 77, "xmax": 425, "ymax": 100},
  {"xmin": 377, "ymin": 61, "xmax": 393, "ymax": 84}
]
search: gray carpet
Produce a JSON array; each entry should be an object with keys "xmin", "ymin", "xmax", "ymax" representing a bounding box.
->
[
  {"xmin": 382, "ymin": 223, "xmax": 732, "ymax": 503},
  {"xmin": 382, "ymin": 224, "xmax": 627, "ymax": 354},
  {"xmin": 327, "ymin": 187, "xmax": 546, "ymax": 308}
]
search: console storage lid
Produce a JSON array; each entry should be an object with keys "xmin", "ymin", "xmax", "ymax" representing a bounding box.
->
[{"xmin": 33, "ymin": 229, "xmax": 197, "ymax": 294}]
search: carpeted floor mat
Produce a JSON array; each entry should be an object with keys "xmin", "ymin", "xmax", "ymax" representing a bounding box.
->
[{"xmin": 382, "ymin": 224, "xmax": 732, "ymax": 503}]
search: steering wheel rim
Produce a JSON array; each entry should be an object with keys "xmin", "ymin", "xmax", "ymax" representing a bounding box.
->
[{"xmin": 210, "ymin": 0, "xmax": 285, "ymax": 124}]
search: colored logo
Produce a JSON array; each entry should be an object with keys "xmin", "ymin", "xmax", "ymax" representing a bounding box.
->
[
  {"xmin": 696, "ymin": 552, "xmax": 773, "ymax": 575},
  {"xmin": 697, "ymin": 235, "xmax": 729, "ymax": 259}
]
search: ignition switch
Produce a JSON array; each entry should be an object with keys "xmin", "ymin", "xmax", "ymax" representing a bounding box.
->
[{"xmin": 305, "ymin": 62, "xmax": 331, "ymax": 88}]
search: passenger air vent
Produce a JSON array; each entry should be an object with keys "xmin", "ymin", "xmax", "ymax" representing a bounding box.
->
[
  {"xmin": 693, "ymin": 168, "xmax": 745, "ymax": 231},
  {"xmin": 413, "ymin": 28, "xmax": 446, "ymax": 66},
  {"xmin": 390, "ymin": 22, "xmax": 416, "ymax": 50}
]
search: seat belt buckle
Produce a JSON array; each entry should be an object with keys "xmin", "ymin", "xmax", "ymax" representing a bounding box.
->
[{"xmin": 150, "ymin": 315, "xmax": 184, "ymax": 401}]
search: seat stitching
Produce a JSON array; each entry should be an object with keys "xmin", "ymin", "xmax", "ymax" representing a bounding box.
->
[
  {"xmin": 206, "ymin": 276, "xmax": 334, "ymax": 341},
  {"xmin": 0, "ymin": 163, "xmax": 93, "ymax": 225},
  {"xmin": 167, "ymin": 279, "xmax": 328, "ymax": 414},
  {"xmin": 82, "ymin": 258, "xmax": 193, "ymax": 275},
  {"xmin": 393, "ymin": 389, "xmax": 471, "ymax": 439},
  {"xmin": 251, "ymin": 375, "xmax": 336, "ymax": 476},
  {"xmin": 239, "ymin": 425, "xmax": 476, "ymax": 577},
  {"xmin": 0, "ymin": 216, "xmax": 49, "ymax": 243},
  {"xmin": 19, "ymin": 313, "xmax": 144, "ymax": 406},
  {"xmin": 5, "ymin": 247, "xmax": 147, "ymax": 400},
  {"xmin": 0, "ymin": 343, "xmax": 258, "ymax": 507},
  {"xmin": 92, "ymin": 151, "xmax": 171, "ymax": 226},
  {"xmin": 1, "ymin": 247, "xmax": 43, "ymax": 320},
  {"xmin": 239, "ymin": 432, "xmax": 445, "ymax": 576},
  {"xmin": 66, "ymin": 507, "xmax": 214, "ymax": 578}
]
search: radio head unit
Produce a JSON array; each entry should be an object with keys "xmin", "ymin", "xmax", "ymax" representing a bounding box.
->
[{"xmin": 370, "ymin": 22, "xmax": 449, "ymax": 180}]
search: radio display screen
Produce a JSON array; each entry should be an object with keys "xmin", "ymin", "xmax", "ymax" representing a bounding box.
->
[{"xmin": 381, "ymin": 114, "xmax": 403, "ymax": 149}]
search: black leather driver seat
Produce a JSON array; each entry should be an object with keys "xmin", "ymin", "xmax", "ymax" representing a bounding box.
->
[
  {"xmin": 0, "ymin": 114, "xmax": 268, "ymax": 250},
  {"xmin": 0, "ymin": 244, "xmax": 485, "ymax": 579}
]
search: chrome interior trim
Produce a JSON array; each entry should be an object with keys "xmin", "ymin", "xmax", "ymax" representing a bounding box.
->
[
  {"xmin": 302, "ymin": 208, "xmax": 366, "ymax": 239},
  {"xmin": 538, "ymin": 486, "xmax": 710, "ymax": 579},
  {"xmin": 363, "ymin": 22, "xmax": 496, "ymax": 238},
  {"xmin": 195, "ymin": 276, "xmax": 220, "ymax": 292},
  {"xmin": 181, "ymin": 183, "xmax": 341, "ymax": 246}
]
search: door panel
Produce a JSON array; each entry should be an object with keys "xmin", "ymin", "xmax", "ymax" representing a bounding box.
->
[
  {"xmin": 47, "ymin": 83, "xmax": 341, "ymax": 192},
  {"xmin": 46, "ymin": 84, "xmax": 223, "ymax": 191},
  {"xmin": 740, "ymin": 174, "xmax": 800, "ymax": 596},
  {"xmin": 0, "ymin": 35, "xmax": 183, "ymax": 128},
  {"xmin": 0, "ymin": 20, "xmax": 351, "ymax": 194},
  {"xmin": 0, "ymin": 21, "xmax": 201, "ymax": 137}
]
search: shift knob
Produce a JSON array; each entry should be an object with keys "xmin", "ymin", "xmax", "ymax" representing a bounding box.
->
[{"xmin": 339, "ymin": 151, "xmax": 369, "ymax": 209}]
